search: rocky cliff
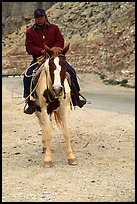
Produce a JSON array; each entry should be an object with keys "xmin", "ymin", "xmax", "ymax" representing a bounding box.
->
[
  {"xmin": 2, "ymin": 2, "xmax": 135, "ymax": 87},
  {"xmin": 2, "ymin": 2, "xmax": 55, "ymax": 35}
]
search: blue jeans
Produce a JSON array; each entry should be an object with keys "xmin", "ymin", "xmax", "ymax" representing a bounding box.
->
[
  {"xmin": 65, "ymin": 62, "xmax": 80, "ymax": 92},
  {"xmin": 23, "ymin": 60, "xmax": 80, "ymax": 98},
  {"xmin": 23, "ymin": 59, "xmax": 38, "ymax": 98}
]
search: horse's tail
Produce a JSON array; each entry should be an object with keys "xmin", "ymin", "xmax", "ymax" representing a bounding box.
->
[{"xmin": 54, "ymin": 111, "xmax": 62, "ymax": 129}]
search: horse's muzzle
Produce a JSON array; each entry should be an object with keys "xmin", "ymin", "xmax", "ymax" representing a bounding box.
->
[{"xmin": 52, "ymin": 85, "xmax": 64, "ymax": 97}]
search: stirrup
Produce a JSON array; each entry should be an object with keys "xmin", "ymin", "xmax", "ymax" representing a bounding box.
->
[
  {"xmin": 23, "ymin": 103, "xmax": 28, "ymax": 111},
  {"xmin": 79, "ymin": 93, "xmax": 87, "ymax": 103},
  {"xmin": 23, "ymin": 100, "xmax": 36, "ymax": 114}
]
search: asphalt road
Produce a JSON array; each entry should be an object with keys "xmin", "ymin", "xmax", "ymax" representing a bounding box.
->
[{"xmin": 2, "ymin": 74, "xmax": 135, "ymax": 115}]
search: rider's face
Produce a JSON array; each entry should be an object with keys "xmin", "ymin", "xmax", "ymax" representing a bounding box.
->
[{"xmin": 35, "ymin": 15, "xmax": 46, "ymax": 26}]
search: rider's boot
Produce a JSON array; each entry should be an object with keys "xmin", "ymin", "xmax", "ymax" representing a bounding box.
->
[
  {"xmin": 71, "ymin": 93, "xmax": 86, "ymax": 108},
  {"xmin": 23, "ymin": 97, "xmax": 36, "ymax": 114}
]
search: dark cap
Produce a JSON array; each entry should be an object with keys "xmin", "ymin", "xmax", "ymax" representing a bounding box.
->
[{"xmin": 34, "ymin": 8, "xmax": 46, "ymax": 17}]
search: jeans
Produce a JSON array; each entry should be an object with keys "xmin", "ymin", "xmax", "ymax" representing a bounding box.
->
[
  {"xmin": 65, "ymin": 61, "xmax": 80, "ymax": 92},
  {"xmin": 23, "ymin": 59, "xmax": 38, "ymax": 98}
]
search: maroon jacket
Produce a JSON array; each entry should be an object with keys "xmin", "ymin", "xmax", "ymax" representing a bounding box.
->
[{"xmin": 25, "ymin": 23, "xmax": 64, "ymax": 59}]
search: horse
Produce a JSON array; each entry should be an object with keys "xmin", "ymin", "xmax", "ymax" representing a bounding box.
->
[{"xmin": 32, "ymin": 43, "xmax": 77, "ymax": 167}]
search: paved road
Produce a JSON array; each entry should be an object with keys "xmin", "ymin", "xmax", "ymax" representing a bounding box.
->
[
  {"xmin": 79, "ymin": 74, "xmax": 135, "ymax": 115},
  {"xmin": 2, "ymin": 74, "xmax": 135, "ymax": 115}
]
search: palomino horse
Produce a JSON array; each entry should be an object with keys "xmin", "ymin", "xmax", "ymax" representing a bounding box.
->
[{"xmin": 33, "ymin": 44, "xmax": 77, "ymax": 167}]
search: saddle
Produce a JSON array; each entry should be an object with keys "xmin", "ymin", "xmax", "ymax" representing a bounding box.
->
[{"xmin": 30, "ymin": 59, "xmax": 46, "ymax": 99}]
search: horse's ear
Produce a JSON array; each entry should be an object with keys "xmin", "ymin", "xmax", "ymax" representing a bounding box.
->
[
  {"xmin": 44, "ymin": 44, "xmax": 53, "ymax": 56},
  {"xmin": 61, "ymin": 43, "xmax": 70, "ymax": 55}
]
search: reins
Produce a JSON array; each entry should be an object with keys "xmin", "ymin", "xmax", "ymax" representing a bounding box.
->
[
  {"xmin": 12, "ymin": 56, "xmax": 46, "ymax": 105},
  {"xmin": 11, "ymin": 68, "xmax": 27, "ymax": 105},
  {"xmin": 11, "ymin": 68, "xmax": 39, "ymax": 105}
]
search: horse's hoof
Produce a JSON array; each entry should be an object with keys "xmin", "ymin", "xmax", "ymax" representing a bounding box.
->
[
  {"xmin": 68, "ymin": 158, "xmax": 78, "ymax": 166},
  {"xmin": 44, "ymin": 161, "xmax": 53, "ymax": 168}
]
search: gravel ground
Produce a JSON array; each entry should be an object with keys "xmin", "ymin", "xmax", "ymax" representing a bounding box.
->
[{"xmin": 2, "ymin": 77, "xmax": 135, "ymax": 202}]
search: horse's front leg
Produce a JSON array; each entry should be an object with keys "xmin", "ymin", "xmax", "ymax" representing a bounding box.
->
[
  {"xmin": 60, "ymin": 105, "xmax": 77, "ymax": 165},
  {"xmin": 35, "ymin": 111, "xmax": 46, "ymax": 153},
  {"xmin": 39, "ymin": 108, "xmax": 53, "ymax": 167}
]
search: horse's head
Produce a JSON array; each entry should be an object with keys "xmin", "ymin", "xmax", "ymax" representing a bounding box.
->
[{"xmin": 44, "ymin": 44, "xmax": 70, "ymax": 97}]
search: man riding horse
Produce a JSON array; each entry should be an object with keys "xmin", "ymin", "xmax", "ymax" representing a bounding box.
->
[{"xmin": 23, "ymin": 8, "xmax": 86, "ymax": 114}]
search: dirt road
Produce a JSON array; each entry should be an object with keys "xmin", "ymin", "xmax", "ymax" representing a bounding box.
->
[{"xmin": 2, "ymin": 75, "xmax": 135, "ymax": 202}]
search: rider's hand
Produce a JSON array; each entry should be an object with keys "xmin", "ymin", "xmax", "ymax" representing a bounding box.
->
[
  {"xmin": 51, "ymin": 47, "xmax": 59, "ymax": 56},
  {"xmin": 41, "ymin": 49, "xmax": 46, "ymax": 54}
]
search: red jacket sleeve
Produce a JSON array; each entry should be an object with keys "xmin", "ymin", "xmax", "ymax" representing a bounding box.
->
[
  {"xmin": 52, "ymin": 25, "xmax": 64, "ymax": 48},
  {"xmin": 25, "ymin": 30, "xmax": 42, "ymax": 56}
]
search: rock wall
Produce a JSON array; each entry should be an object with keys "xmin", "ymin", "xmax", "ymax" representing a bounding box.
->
[
  {"xmin": 2, "ymin": 2, "xmax": 55, "ymax": 35},
  {"xmin": 2, "ymin": 2, "xmax": 135, "ymax": 87}
]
